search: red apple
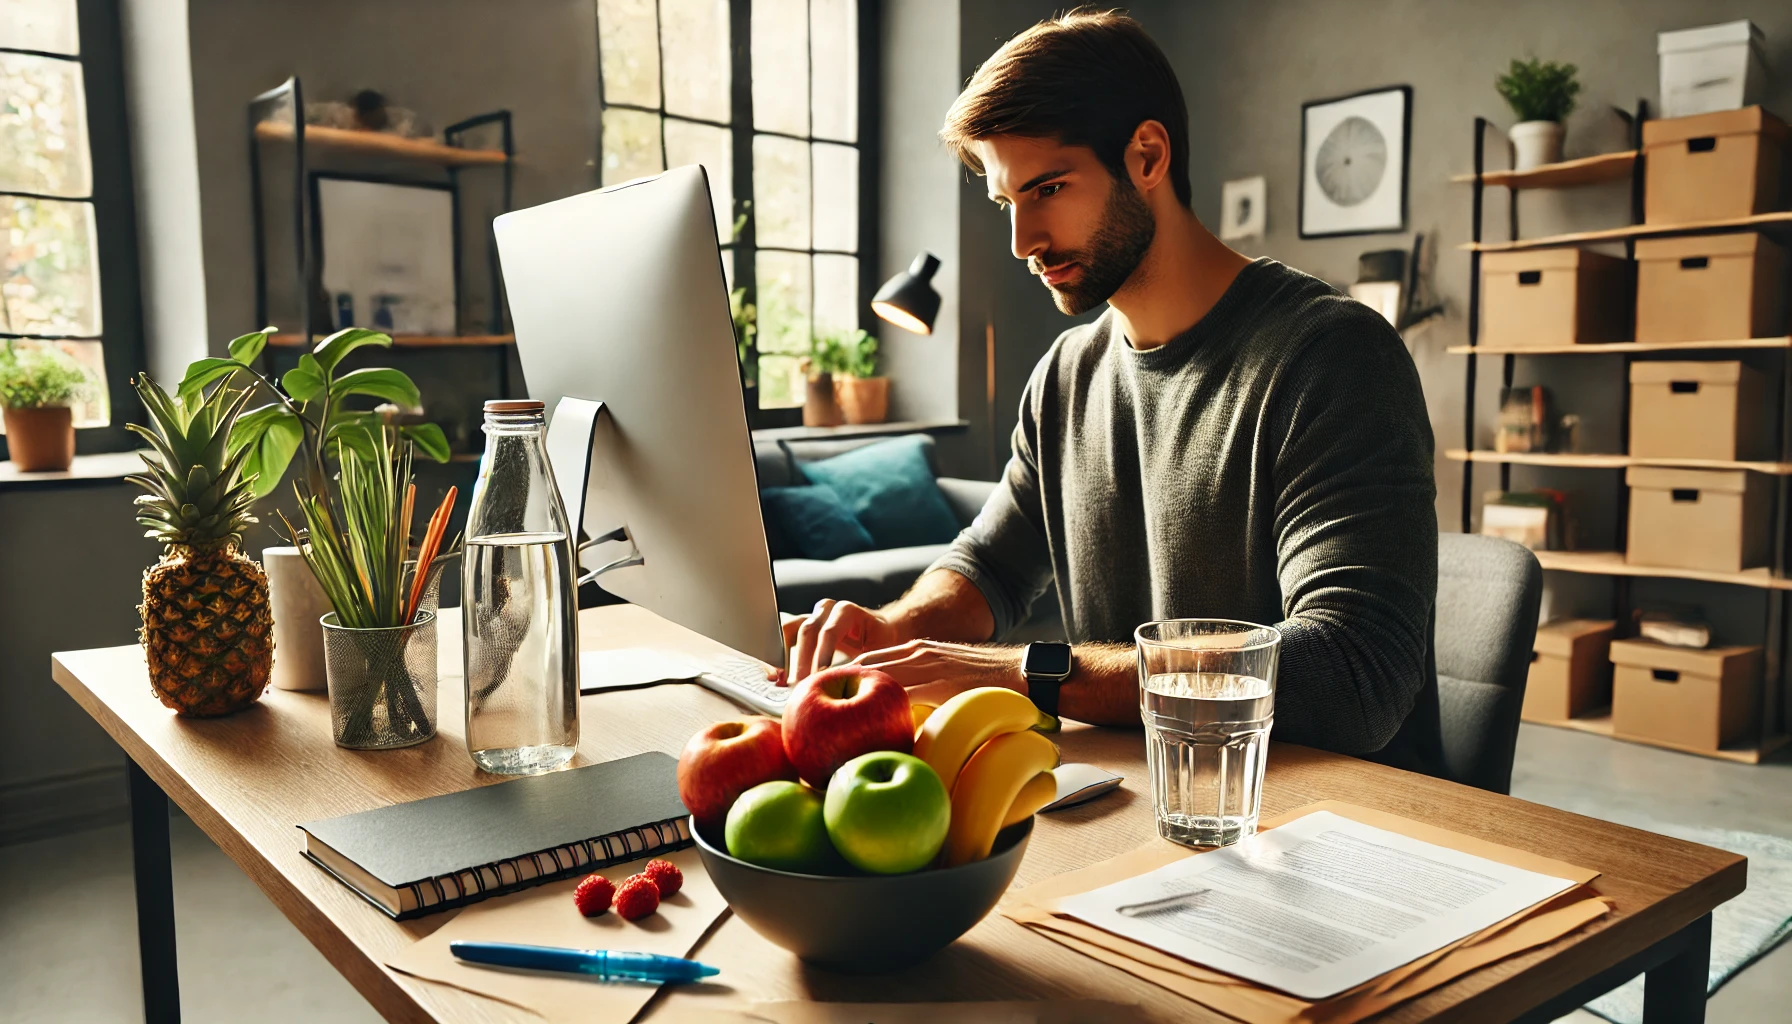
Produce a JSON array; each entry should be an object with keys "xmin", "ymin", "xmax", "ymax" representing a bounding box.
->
[
  {"xmin": 678, "ymin": 717, "xmax": 795, "ymax": 828},
  {"xmin": 783, "ymin": 666, "xmax": 913, "ymax": 787}
]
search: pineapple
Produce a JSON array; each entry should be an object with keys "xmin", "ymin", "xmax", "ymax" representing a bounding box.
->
[{"xmin": 126, "ymin": 374, "xmax": 273, "ymax": 716}]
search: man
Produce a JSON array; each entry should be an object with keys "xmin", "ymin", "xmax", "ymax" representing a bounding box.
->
[{"xmin": 787, "ymin": 10, "xmax": 1442, "ymax": 772}]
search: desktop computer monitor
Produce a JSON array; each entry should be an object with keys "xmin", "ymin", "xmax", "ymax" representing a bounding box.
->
[{"xmin": 492, "ymin": 165, "xmax": 785, "ymax": 670}]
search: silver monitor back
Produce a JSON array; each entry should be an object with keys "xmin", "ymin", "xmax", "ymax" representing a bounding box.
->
[{"xmin": 492, "ymin": 165, "xmax": 783, "ymax": 667}]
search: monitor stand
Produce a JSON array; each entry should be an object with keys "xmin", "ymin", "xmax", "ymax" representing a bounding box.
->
[{"xmin": 543, "ymin": 396, "xmax": 641, "ymax": 585}]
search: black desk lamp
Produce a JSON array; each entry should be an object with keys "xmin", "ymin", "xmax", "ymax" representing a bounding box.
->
[{"xmin": 871, "ymin": 251, "xmax": 942, "ymax": 334}]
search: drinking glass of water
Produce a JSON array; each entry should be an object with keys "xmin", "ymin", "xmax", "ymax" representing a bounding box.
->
[{"xmin": 1135, "ymin": 619, "xmax": 1280, "ymax": 848}]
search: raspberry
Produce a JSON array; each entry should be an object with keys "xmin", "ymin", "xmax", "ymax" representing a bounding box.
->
[
  {"xmin": 614, "ymin": 873, "xmax": 661, "ymax": 921},
  {"xmin": 643, "ymin": 858, "xmax": 683, "ymax": 898},
  {"xmin": 573, "ymin": 874, "xmax": 615, "ymax": 917}
]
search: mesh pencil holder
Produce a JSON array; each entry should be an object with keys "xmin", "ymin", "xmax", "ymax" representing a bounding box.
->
[{"xmin": 321, "ymin": 609, "xmax": 438, "ymax": 750}]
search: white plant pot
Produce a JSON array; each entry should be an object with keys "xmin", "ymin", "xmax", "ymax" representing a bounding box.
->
[
  {"xmin": 265, "ymin": 545, "xmax": 332, "ymax": 691},
  {"xmin": 1509, "ymin": 120, "xmax": 1565, "ymax": 172}
]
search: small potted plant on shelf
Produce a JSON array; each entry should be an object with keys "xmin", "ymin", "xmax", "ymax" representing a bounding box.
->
[
  {"xmin": 829, "ymin": 329, "xmax": 889, "ymax": 425},
  {"xmin": 0, "ymin": 341, "xmax": 93, "ymax": 471},
  {"xmin": 1496, "ymin": 57, "xmax": 1582, "ymax": 171},
  {"xmin": 802, "ymin": 332, "xmax": 847, "ymax": 428}
]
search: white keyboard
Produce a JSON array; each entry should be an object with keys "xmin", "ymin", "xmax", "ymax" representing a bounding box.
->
[{"xmin": 694, "ymin": 658, "xmax": 791, "ymax": 717}]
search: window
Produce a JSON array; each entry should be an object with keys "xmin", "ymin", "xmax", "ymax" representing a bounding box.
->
[
  {"xmin": 1, "ymin": 0, "xmax": 102, "ymax": 426},
  {"xmin": 595, "ymin": 0, "xmax": 869, "ymax": 421}
]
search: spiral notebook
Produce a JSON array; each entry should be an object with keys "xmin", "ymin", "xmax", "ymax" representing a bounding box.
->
[{"xmin": 298, "ymin": 751, "xmax": 691, "ymax": 920}]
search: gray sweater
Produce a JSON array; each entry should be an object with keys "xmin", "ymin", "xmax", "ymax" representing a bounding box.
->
[{"xmin": 933, "ymin": 259, "xmax": 1442, "ymax": 772}]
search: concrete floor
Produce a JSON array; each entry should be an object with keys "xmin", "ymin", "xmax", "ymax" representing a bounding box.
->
[{"xmin": 2, "ymin": 724, "xmax": 1788, "ymax": 1023}]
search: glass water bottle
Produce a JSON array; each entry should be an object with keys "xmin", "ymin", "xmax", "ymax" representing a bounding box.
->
[{"xmin": 463, "ymin": 400, "xmax": 580, "ymax": 775}]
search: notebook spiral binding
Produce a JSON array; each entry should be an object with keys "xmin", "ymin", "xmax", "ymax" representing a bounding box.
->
[{"xmin": 309, "ymin": 817, "xmax": 693, "ymax": 921}]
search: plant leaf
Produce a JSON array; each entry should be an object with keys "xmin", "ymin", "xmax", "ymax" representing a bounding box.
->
[
  {"xmin": 232, "ymin": 404, "xmax": 306, "ymax": 498},
  {"xmin": 282, "ymin": 353, "xmax": 327, "ymax": 403},
  {"xmin": 175, "ymin": 358, "xmax": 247, "ymax": 401},
  {"xmin": 400, "ymin": 422, "xmax": 451, "ymax": 463},
  {"xmin": 313, "ymin": 327, "xmax": 392, "ymax": 374},
  {"xmin": 329, "ymin": 367, "xmax": 420, "ymax": 409},
  {"xmin": 226, "ymin": 327, "xmax": 275, "ymax": 366}
]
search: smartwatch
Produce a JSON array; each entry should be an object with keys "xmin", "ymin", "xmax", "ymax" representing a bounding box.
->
[{"xmin": 1021, "ymin": 641, "xmax": 1074, "ymax": 717}]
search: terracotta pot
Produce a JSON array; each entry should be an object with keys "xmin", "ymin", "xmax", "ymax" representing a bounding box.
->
[
  {"xmin": 803, "ymin": 372, "xmax": 845, "ymax": 427},
  {"xmin": 835, "ymin": 376, "xmax": 891, "ymax": 425},
  {"xmin": 3, "ymin": 406, "xmax": 75, "ymax": 471}
]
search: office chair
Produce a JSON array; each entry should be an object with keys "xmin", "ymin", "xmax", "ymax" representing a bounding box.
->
[{"xmin": 1434, "ymin": 532, "xmax": 1544, "ymax": 794}]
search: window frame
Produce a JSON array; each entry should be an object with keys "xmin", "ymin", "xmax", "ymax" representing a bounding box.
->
[
  {"xmin": 0, "ymin": 0, "xmax": 145, "ymax": 458},
  {"xmin": 595, "ymin": 0, "xmax": 879, "ymax": 429}
]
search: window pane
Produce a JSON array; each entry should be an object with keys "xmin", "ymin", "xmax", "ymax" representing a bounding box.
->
[
  {"xmin": 1, "ymin": 196, "xmax": 98, "ymax": 336},
  {"xmin": 720, "ymin": 247, "xmax": 733, "ymax": 289},
  {"xmin": 0, "ymin": 0, "xmax": 78, "ymax": 55},
  {"xmin": 756, "ymin": 249, "xmax": 810, "ymax": 355},
  {"xmin": 753, "ymin": 134, "xmax": 809, "ymax": 249},
  {"xmin": 752, "ymin": 0, "xmax": 807, "ymax": 136},
  {"xmin": 812, "ymin": 142, "xmax": 857, "ymax": 252},
  {"xmin": 664, "ymin": 117, "xmax": 732, "ymax": 241},
  {"xmin": 0, "ymin": 50, "xmax": 90, "ymax": 198},
  {"xmin": 758, "ymin": 354, "xmax": 803, "ymax": 409},
  {"xmin": 597, "ymin": 0, "xmax": 660, "ymax": 108},
  {"xmin": 601, "ymin": 108, "xmax": 663, "ymax": 185},
  {"xmin": 813, "ymin": 254, "xmax": 858, "ymax": 336},
  {"xmin": 660, "ymin": 0, "xmax": 730, "ymax": 123},
  {"xmin": 810, "ymin": 0, "xmax": 857, "ymax": 143},
  {"xmin": 0, "ymin": 337, "xmax": 106, "ymax": 427}
]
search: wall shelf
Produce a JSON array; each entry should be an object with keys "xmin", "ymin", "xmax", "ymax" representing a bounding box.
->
[
  {"xmin": 1450, "ymin": 150, "xmax": 1636, "ymax": 190},
  {"xmin": 268, "ymin": 333, "xmax": 514, "ymax": 348},
  {"xmin": 1531, "ymin": 550, "xmax": 1792, "ymax": 591},
  {"xmin": 1526, "ymin": 712, "xmax": 1791, "ymax": 764},
  {"xmin": 1460, "ymin": 210, "xmax": 1792, "ymax": 253},
  {"xmin": 1447, "ymin": 449, "xmax": 1792, "ymax": 475},
  {"xmin": 1447, "ymin": 337, "xmax": 1792, "ymax": 356},
  {"xmin": 252, "ymin": 121, "xmax": 508, "ymax": 167}
]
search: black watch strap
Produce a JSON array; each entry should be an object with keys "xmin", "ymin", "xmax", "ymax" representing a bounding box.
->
[{"xmin": 1022, "ymin": 641, "xmax": 1073, "ymax": 717}]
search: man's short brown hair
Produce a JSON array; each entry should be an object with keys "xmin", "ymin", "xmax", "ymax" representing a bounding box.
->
[{"xmin": 940, "ymin": 8, "xmax": 1191, "ymax": 207}]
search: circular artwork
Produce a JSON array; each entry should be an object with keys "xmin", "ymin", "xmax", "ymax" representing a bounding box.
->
[{"xmin": 1314, "ymin": 116, "xmax": 1388, "ymax": 207}]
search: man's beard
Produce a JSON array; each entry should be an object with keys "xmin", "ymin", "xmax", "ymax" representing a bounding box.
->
[{"xmin": 1031, "ymin": 179, "xmax": 1156, "ymax": 315}]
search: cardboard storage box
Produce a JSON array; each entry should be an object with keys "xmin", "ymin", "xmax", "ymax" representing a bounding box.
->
[
  {"xmin": 1628, "ymin": 360, "xmax": 1766, "ymax": 461},
  {"xmin": 1626, "ymin": 466, "xmax": 1771, "ymax": 573},
  {"xmin": 1659, "ymin": 21, "xmax": 1769, "ymax": 119},
  {"xmin": 1643, "ymin": 106, "xmax": 1786, "ymax": 224},
  {"xmin": 1523, "ymin": 619, "xmax": 1615, "ymax": 722},
  {"xmin": 1611, "ymin": 638, "xmax": 1759, "ymax": 750},
  {"xmin": 1481, "ymin": 249, "xmax": 1631, "ymax": 347},
  {"xmin": 1634, "ymin": 233, "xmax": 1787, "ymax": 343}
]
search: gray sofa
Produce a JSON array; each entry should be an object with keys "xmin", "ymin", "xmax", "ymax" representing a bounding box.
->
[{"xmin": 755, "ymin": 434, "xmax": 1062, "ymax": 641}]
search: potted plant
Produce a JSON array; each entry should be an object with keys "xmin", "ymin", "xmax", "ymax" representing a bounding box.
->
[
  {"xmin": 802, "ymin": 332, "xmax": 847, "ymax": 428},
  {"xmin": 829, "ymin": 329, "xmax": 890, "ymax": 425},
  {"xmin": 0, "ymin": 342, "xmax": 93, "ymax": 471},
  {"xmin": 1496, "ymin": 58, "xmax": 1581, "ymax": 171}
]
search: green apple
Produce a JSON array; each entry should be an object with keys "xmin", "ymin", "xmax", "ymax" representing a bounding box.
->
[
  {"xmin": 823, "ymin": 751, "xmax": 950, "ymax": 875},
  {"xmin": 724, "ymin": 780, "xmax": 841, "ymax": 873}
]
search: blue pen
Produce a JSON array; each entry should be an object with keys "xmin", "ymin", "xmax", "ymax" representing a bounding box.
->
[{"xmin": 450, "ymin": 941, "xmax": 719, "ymax": 983}]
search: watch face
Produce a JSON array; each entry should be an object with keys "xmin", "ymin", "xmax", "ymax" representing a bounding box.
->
[{"xmin": 1025, "ymin": 642, "xmax": 1073, "ymax": 678}]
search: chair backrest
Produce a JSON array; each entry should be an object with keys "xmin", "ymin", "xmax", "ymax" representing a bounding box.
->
[{"xmin": 1433, "ymin": 533, "xmax": 1543, "ymax": 794}]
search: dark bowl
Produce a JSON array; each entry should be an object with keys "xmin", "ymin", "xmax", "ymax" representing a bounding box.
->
[{"xmin": 692, "ymin": 815, "xmax": 1033, "ymax": 972}]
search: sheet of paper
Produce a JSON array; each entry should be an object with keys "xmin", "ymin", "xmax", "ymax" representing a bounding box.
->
[
  {"xmin": 386, "ymin": 846, "xmax": 729, "ymax": 1024},
  {"xmin": 1057, "ymin": 810, "xmax": 1578, "ymax": 1001},
  {"xmin": 579, "ymin": 647, "xmax": 705, "ymax": 692}
]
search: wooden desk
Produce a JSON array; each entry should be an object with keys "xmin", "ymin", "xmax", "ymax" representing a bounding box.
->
[{"xmin": 54, "ymin": 605, "xmax": 1743, "ymax": 1024}]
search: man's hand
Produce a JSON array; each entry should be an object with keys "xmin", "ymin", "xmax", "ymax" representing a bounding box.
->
[
  {"xmin": 784, "ymin": 599, "xmax": 900, "ymax": 683},
  {"xmin": 849, "ymin": 640, "xmax": 1025, "ymax": 706}
]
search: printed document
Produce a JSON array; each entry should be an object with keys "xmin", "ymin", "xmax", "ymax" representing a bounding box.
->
[{"xmin": 1058, "ymin": 810, "xmax": 1577, "ymax": 999}]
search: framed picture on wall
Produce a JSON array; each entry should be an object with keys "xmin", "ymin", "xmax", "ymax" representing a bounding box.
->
[
  {"xmin": 1220, "ymin": 176, "xmax": 1266, "ymax": 241},
  {"xmin": 1299, "ymin": 85, "xmax": 1411, "ymax": 238},
  {"xmin": 312, "ymin": 174, "xmax": 459, "ymax": 336}
]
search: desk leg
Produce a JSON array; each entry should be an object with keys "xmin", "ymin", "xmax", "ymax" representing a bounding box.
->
[
  {"xmin": 128, "ymin": 760, "xmax": 181, "ymax": 1024},
  {"xmin": 1642, "ymin": 912, "xmax": 1711, "ymax": 1023}
]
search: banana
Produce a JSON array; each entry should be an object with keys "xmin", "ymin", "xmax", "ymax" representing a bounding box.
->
[
  {"xmin": 1000, "ymin": 770, "xmax": 1058, "ymax": 828},
  {"xmin": 943, "ymin": 729, "xmax": 1060, "ymax": 866},
  {"xmin": 910, "ymin": 701, "xmax": 938, "ymax": 737},
  {"xmin": 914, "ymin": 686, "xmax": 1053, "ymax": 791}
]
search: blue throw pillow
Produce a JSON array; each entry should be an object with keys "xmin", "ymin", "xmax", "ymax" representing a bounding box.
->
[
  {"xmin": 759, "ymin": 486, "xmax": 876, "ymax": 560},
  {"xmin": 797, "ymin": 436, "xmax": 962, "ymax": 549}
]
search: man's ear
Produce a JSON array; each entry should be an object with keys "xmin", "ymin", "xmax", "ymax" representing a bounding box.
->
[{"xmin": 1127, "ymin": 120, "xmax": 1173, "ymax": 194}]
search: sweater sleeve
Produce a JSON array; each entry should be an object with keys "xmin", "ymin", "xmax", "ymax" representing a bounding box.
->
[
  {"xmin": 927, "ymin": 360, "xmax": 1057, "ymax": 640},
  {"xmin": 1266, "ymin": 313, "xmax": 1438, "ymax": 755}
]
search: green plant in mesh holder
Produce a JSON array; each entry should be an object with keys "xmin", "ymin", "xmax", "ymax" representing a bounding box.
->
[{"xmin": 1496, "ymin": 58, "xmax": 1581, "ymax": 124}]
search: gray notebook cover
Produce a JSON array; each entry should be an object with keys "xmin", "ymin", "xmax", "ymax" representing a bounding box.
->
[{"xmin": 298, "ymin": 751, "xmax": 687, "ymax": 887}]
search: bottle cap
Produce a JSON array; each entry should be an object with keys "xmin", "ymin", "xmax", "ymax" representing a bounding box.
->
[{"xmin": 484, "ymin": 400, "xmax": 544, "ymax": 413}]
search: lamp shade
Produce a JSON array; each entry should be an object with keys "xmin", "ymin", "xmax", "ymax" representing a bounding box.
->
[{"xmin": 872, "ymin": 251, "xmax": 942, "ymax": 335}]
